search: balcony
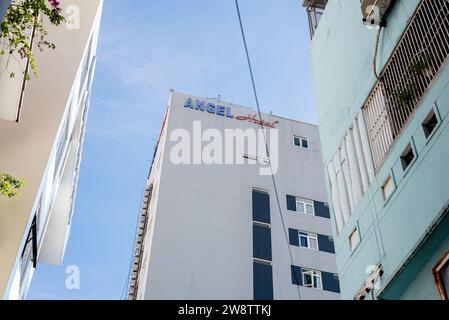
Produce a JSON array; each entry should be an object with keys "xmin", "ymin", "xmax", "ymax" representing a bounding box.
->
[{"xmin": 363, "ymin": 0, "xmax": 449, "ymax": 170}]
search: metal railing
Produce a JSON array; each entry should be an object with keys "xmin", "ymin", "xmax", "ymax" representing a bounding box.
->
[
  {"xmin": 127, "ymin": 184, "xmax": 153, "ymax": 300},
  {"xmin": 363, "ymin": 0, "xmax": 449, "ymax": 169}
]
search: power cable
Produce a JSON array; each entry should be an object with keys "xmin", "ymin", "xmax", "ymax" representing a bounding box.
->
[
  {"xmin": 234, "ymin": 0, "xmax": 302, "ymax": 300},
  {"xmin": 373, "ymin": 25, "xmax": 383, "ymax": 80}
]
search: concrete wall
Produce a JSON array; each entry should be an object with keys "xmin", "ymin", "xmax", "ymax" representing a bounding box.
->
[
  {"xmin": 136, "ymin": 92, "xmax": 339, "ymax": 300},
  {"xmin": 0, "ymin": 0, "xmax": 102, "ymax": 299},
  {"xmin": 310, "ymin": 0, "xmax": 449, "ymax": 299}
]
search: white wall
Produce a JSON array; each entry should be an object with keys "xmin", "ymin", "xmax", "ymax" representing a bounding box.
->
[
  {"xmin": 0, "ymin": 0, "xmax": 103, "ymax": 299},
  {"xmin": 137, "ymin": 92, "xmax": 339, "ymax": 300}
]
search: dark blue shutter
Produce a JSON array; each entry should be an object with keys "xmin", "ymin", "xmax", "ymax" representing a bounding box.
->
[
  {"xmin": 289, "ymin": 228, "xmax": 299, "ymax": 246},
  {"xmin": 286, "ymin": 195, "xmax": 297, "ymax": 211},
  {"xmin": 291, "ymin": 266, "xmax": 303, "ymax": 286},
  {"xmin": 253, "ymin": 224, "xmax": 272, "ymax": 261},
  {"xmin": 322, "ymin": 272, "xmax": 340, "ymax": 293},
  {"xmin": 253, "ymin": 191, "xmax": 270, "ymax": 224},
  {"xmin": 254, "ymin": 262, "xmax": 273, "ymax": 300},
  {"xmin": 318, "ymin": 234, "xmax": 335, "ymax": 254},
  {"xmin": 314, "ymin": 201, "xmax": 330, "ymax": 219}
]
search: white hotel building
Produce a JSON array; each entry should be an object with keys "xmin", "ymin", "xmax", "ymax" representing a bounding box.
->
[
  {"xmin": 0, "ymin": 0, "xmax": 103, "ymax": 299},
  {"xmin": 127, "ymin": 92, "xmax": 340, "ymax": 300}
]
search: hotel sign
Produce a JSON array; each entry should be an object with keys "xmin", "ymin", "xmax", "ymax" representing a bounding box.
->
[{"xmin": 184, "ymin": 98, "xmax": 279, "ymax": 128}]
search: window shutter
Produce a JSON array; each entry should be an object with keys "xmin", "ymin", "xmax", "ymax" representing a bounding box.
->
[
  {"xmin": 291, "ymin": 266, "xmax": 303, "ymax": 286},
  {"xmin": 254, "ymin": 262, "xmax": 273, "ymax": 300},
  {"xmin": 318, "ymin": 234, "xmax": 335, "ymax": 253},
  {"xmin": 253, "ymin": 224, "xmax": 272, "ymax": 261},
  {"xmin": 322, "ymin": 272, "xmax": 340, "ymax": 293},
  {"xmin": 252, "ymin": 190, "xmax": 270, "ymax": 223},
  {"xmin": 286, "ymin": 195, "xmax": 297, "ymax": 211},
  {"xmin": 314, "ymin": 201, "xmax": 331, "ymax": 219},
  {"xmin": 289, "ymin": 228, "xmax": 299, "ymax": 246}
]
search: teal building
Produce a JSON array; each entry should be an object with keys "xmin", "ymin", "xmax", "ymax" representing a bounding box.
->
[{"xmin": 305, "ymin": 0, "xmax": 449, "ymax": 299}]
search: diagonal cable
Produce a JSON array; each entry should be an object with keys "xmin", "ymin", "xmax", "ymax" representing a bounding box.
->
[{"xmin": 234, "ymin": 0, "xmax": 302, "ymax": 300}]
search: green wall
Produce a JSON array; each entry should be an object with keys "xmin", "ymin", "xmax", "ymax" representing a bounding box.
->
[{"xmin": 310, "ymin": 0, "xmax": 449, "ymax": 299}]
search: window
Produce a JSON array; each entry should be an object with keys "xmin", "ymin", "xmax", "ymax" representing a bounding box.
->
[
  {"xmin": 252, "ymin": 189, "xmax": 270, "ymax": 224},
  {"xmin": 296, "ymin": 198, "xmax": 314, "ymax": 215},
  {"xmin": 302, "ymin": 270, "xmax": 322, "ymax": 290},
  {"xmin": 422, "ymin": 109, "xmax": 439, "ymax": 139},
  {"xmin": 299, "ymin": 232, "xmax": 319, "ymax": 250},
  {"xmin": 293, "ymin": 135, "xmax": 309, "ymax": 149},
  {"xmin": 254, "ymin": 259, "xmax": 274, "ymax": 300},
  {"xmin": 400, "ymin": 144, "xmax": 415, "ymax": 171},
  {"xmin": 349, "ymin": 227, "xmax": 360, "ymax": 252},
  {"xmin": 382, "ymin": 176, "xmax": 395, "ymax": 201},
  {"xmin": 433, "ymin": 250, "xmax": 449, "ymax": 300},
  {"xmin": 253, "ymin": 223, "xmax": 272, "ymax": 261}
]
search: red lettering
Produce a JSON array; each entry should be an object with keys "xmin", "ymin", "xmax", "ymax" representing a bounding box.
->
[{"xmin": 235, "ymin": 114, "xmax": 278, "ymax": 128}]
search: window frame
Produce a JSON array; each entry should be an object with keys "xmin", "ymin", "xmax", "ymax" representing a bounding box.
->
[
  {"xmin": 381, "ymin": 175, "xmax": 396, "ymax": 202},
  {"xmin": 293, "ymin": 135, "xmax": 309, "ymax": 149},
  {"xmin": 302, "ymin": 269, "xmax": 323, "ymax": 290},
  {"xmin": 433, "ymin": 250, "xmax": 449, "ymax": 300},
  {"xmin": 296, "ymin": 198, "xmax": 315, "ymax": 216},
  {"xmin": 349, "ymin": 227, "xmax": 361, "ymax": 252},
  {"xmin": 299, "ymin": 231, "xmax": 319, "ymax": 250},
  {"xmin": 400, "ymin": 143, "xmax": 415, "ymax": 172},
  {"xmin": 422, "ymin": 108, "xmax": 440, "ymax": 140}
]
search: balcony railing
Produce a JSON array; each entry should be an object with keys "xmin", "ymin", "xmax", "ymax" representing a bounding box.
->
[
  {"xmin": 127, "ymin": 183, "xmax": 153, "ymax": 300},
  {"xmin": 364, "ymin": 0, "xmax": 449, "ymax": 169}
]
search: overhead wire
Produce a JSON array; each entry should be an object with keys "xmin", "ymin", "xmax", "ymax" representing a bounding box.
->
[{"xmin": 234, "ymin": 0, "xmax": 302, "ymax": 300}]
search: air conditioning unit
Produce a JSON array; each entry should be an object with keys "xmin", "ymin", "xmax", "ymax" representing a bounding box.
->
[
  {"xmin": 354, "ymin": 264, "xmax": 384, "ymax": 300},
  {"xmin": 361, "ymin": 0, "xmax": 394, "ymax": 26}
]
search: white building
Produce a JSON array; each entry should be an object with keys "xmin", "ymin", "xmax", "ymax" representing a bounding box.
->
[
  {"xmin": 0, "ymin": 0, "xmax": 103, "ymax": 300},
  {"xmin": 127, "ymin": 92, "xmax": 340, "ymax": 300}
]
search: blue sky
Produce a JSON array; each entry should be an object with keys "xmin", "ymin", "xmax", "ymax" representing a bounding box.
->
[{"xmin": 27, "ymin": 0, "xmax": 316, "ymax": 300}]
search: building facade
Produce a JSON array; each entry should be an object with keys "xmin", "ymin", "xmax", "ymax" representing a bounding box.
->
[
  {"xmin": 127, "ymin": 91, "xmax": 340, "ymax": 300},
  {"xmin": 307, "ymin": 0, "xmax": 449, "ymax": 299},
  {"xmin": 0, "ymin": 0, "xmax": 103, "ymax": 299}
]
